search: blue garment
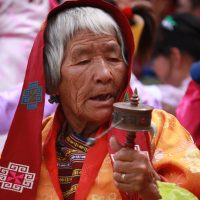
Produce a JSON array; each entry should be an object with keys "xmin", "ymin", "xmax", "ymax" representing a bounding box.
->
[{"xmin": 191, "ymin": 61, "xmax": 200, "ymax": 84}]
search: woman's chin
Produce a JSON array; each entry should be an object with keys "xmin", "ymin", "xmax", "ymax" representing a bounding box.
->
[{"xmin": 89, "ymin": 111, "xmax": 112, "ymax": 124}]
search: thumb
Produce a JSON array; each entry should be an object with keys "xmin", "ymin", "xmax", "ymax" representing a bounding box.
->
[{"xmin": 109, "ymin": 136, "xmax": 122, "ymax": 154}]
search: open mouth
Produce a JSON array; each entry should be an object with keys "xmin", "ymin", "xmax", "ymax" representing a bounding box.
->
[{"xmin": 90, "ymin": 94, "xmax": 113, "ymax": 101}]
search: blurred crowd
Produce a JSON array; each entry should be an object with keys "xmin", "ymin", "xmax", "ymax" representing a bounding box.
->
[{"xmin": 0, "ymin": 0, "xmax": 200, "ymax": 149}]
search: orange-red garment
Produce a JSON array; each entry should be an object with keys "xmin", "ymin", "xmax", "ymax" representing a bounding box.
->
[
  {"xmin": 35, "ymin": 109, "xmax": 200, "ymax": 199},
  {"xmin": 151, "ymin": 109, "xmax": 200, "ymax": 198}
]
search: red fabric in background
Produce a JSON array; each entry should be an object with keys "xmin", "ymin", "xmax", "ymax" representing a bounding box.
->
[
  {"xmin": 176, "ymin": 80, "xmax": 200, "ymax": 149},
  {"xmin": 122, "ymin": 7, "xmax": 133, "ymax": 21},
  {"xmin": 49, "ymin": 0, "xmax": 59, "ymax": 9}
]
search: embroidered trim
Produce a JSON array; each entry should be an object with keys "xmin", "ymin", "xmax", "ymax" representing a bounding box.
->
[
  {"xmin": 21, "ymin": 81, "xmax": 42, "ymax": 110},
  {"xmin": 0, "ymin": 162, "xmax": 35, "ymax": 193},
  {"xmin": 65, "ymin": 134, "xmax": 88, "ymax": 153}
]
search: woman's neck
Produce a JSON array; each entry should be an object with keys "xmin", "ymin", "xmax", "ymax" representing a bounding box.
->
[
  {"xmin": 67, "ymin": 122, "xmax": 100, "ymax": 139},
  {"xmin": 62, "ymin": 108, "xmax": 104, "ymax": 138}
]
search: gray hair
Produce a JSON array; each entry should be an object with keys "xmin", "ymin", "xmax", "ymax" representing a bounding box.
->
[{"xmin": 44, "ymin": 6, "xmax": 127, "ymax": 94}]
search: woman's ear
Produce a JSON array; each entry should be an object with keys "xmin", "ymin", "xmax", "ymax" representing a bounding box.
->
[{"xmin": 169, "ymin": 47, "xmax": 182, "ymax": 69}]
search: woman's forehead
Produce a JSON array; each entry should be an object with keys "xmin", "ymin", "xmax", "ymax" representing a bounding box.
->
[
  {"xmin": 70, "ymin": 30, "xmax": 117, "ymax": 43},
  {"xmin": 65, "ymin": 31, "xmax": 121, "ymax": 57}
]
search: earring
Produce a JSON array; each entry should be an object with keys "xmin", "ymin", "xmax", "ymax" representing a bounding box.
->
[{"xmin": 48, "ymin": 95, "xmax": 59, "ymax": 104}]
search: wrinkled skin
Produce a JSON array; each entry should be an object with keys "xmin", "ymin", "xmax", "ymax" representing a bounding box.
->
[
  {"xmin": 110, "ymin": 137, "xmax": 161, "ymax": 199},
  {"xmin": 58, "ymin": 30, "xmax": 127, "ymax": 136}
]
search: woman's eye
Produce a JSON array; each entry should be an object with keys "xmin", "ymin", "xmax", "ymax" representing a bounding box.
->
[
  {"xmin": 107, "ymin": 57, "xmax": 120, "ymax": 62},
  {"xmin": 78, "ymin": 60, "xmax": 90, "ymax": 65}
]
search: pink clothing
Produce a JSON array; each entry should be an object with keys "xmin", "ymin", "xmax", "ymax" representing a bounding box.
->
[
  {"xmin": 130, "ymin": 74, "xmax": 190, "ymax": 110},
  {"xmin": 0, "ymin": 0, "xmax": 50, "ymax": 91},
  {"xmin": 176, "ymin": 80, "xmax": 200, "ymax": 149},
  {"xmin": 130, "ymin": 74, "xmax": 162, "ymax": 108}
]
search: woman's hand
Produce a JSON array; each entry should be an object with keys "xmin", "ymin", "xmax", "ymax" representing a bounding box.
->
[{"xmin": 109, "ymin": 136, "xmax": 161, "ymax": 200}]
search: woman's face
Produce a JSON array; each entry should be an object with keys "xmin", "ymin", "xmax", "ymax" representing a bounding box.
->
[
  {"xmin": 152, "ymin": 55, "xmax": 172, "ymax": 83},
  {"xmin": 176, "ymin": 0, "xmax": 191, "ymax": 13},
  {"xmin": 58, "ymin": 30, "xmax": 127, "ymax": 126}
]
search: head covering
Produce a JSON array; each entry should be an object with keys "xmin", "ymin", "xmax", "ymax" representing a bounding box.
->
[
  {"xmin": 0, "ymin": 1, "xmax": 134, "ymax": 199},
  {"xmin": 152, "ymin": 13, "xmax": 200, "ymax": 61}
]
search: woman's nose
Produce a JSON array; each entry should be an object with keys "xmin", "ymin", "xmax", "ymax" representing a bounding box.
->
[{"xmin": 93, "ymin": 58, "xmax": 112, "ymax": 84}]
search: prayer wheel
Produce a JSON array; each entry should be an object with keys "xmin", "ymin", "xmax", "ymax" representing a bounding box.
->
[
  {"xmin": 112, "ymin": 88, "xmax": 154, "ymax": 147},
  {"xmin": 113, "ymin": 88, "xmax": 153, "ymax": 132},
  {"xmin": 87, "ymin": 88, "xmax": 154, "ymax": 147}
]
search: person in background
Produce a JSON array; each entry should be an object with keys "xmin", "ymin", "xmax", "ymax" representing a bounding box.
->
[
  {"xmin": 148, "ymin": 13, "xmax": 200, "ymax": 115},
  {"xmin": 176, "ymin": 0, "xmax": 200, "ymax": 19},
  {"xmin": 150, "ymin": 0, "xmax": 176, "ymax": 23},
  {"xmin": 176, "ymin": 61, "xmax": 200, "ymax": 149}
]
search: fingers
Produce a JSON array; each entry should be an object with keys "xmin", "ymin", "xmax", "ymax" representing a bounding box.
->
[
  {"xmin": 113, "ymin": 172, "xmax": 143, "ymax": 193},
  {"xmin": 113, "ymin": 159, "xmax": 145, "ymax": 173},
  {"xmin": 114, "ymin": 182, "xmax": 141, "ymax": 193},
  {"xmin": 111, "ymin": 145, "xmax": 159, "ymax": 195},
  {"xmin": 113, "ymin": 172, "xmax": 137, "ymax": 184},
  {"xmin": 113, "ymin": 147, "xmax": 147, "ymax": 162},
  {"xmin": 113, "ymin": 172, "xmax": 126, "ymax": 183}
]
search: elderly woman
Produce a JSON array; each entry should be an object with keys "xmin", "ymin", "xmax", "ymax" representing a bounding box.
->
[{"xmin": 0, "ymin": 1, "xmax": 200, "ymax": 200}]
